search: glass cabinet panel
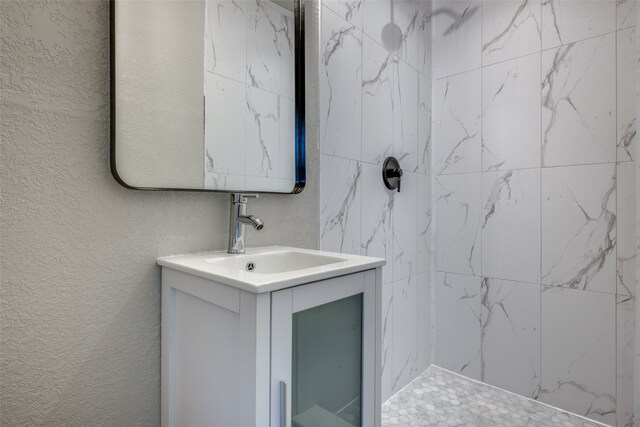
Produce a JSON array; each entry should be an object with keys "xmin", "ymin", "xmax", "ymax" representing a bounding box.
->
[{"xmin": 291, "ymin": 293, "xmax": 363, "ymax": 427}]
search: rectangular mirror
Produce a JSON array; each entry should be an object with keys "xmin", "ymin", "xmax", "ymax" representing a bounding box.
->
[{"xmin": 110, "ymin": 0, "xmax": 305, "ymax": 193}]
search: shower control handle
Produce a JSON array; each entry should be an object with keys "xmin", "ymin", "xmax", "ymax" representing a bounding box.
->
[{"xmin": 382, "ymin": 156, "xmax": 403, "ymax": 193}]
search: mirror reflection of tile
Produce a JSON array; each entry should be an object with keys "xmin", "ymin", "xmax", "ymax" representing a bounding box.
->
[{"xmin": 204, "ymin": 0, "xmax": 296, "ymax": 192}]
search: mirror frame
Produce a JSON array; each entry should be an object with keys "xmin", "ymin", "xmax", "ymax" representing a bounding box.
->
[{"xmin": 109, "ymin": 0, "xmax": 306, "ymax": 194}]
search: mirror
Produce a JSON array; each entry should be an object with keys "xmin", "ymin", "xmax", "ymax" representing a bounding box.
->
[{"xmin": 110, "ymin": 0, "xmax": 305, "ymax": 193}]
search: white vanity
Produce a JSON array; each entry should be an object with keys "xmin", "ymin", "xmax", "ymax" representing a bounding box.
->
[{"xmin": 158, "ymin": 247, "xmax": 384, "ymax": 427}]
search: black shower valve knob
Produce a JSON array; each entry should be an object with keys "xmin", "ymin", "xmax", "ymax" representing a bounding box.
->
[{"xmin": 382, "ymin": 156, "xmax": 403, "ymax": 193}]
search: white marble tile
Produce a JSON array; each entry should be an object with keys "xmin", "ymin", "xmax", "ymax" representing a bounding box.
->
[
  {"xmin": 362, "ymin": 0, "xmax": 392, "ymax": 52},
  {"xmin": 417, "ymin": 272, "xmax": 432, "ymax": 373},
  {"xmin": 246, "ymin": 0, "xmax": 287, "ymax": 93},
  {"xmin": 245, "ymin": 175, "xmax": 280, "ymax": 190},
  {"xmin": 618, "ymin": 161, "xmax": 636, "ymax": 296},
  {"xmin": 362, "ymin": 34, "xmax": 395, "ymax": 165},
  {"xmin": 320, "ymin": 155, "xmax": 362, "ymax": 254},
  {"xmin": 323, "ymin": 0, "xmax": 365, "ymax": 32},
  {"xmin": 540, "ymin": 287, "xmax": 616, "ymax": 425},
  {"xmin": 393, "ymin": 59, "xmax": 419, "ymax": 172},
  {"xmin": 204, "ymin": 171, "xmax": 246, "ymax": 191},
  {"xmin": 541, "ymin": 164, "xmax": 617, "ymax": 293},
  {"xmin": 320, "ymin": 7, "xmax": 363, "ymax": 160},
  {"xmin": 618, "ymin": 26, "xmax": 637, "ymax": 162},
  {"xmin": 435, "ymin": 173, "xmax": 481, "ymax": 276},
  {"xmin": 417, "ymin": 74, "xmax": 432, "ymax": 175},
  {"xmin": 481, "ymin": 278, "xmax": 541, "ymax": 399},
  {"xmin": 205, "ymin": 0, "xmax": 247, "ymax": 81},
  {"xmin": 279, "ymin": 12, "xmax": 295, "ymax": 100},
  {"xmin": 392, "ymin": 276, "xmax": 419, "ymax": 393},
  {"xmin": 617, "ymin": 0, "xmax": 637, "ymax": 29},
  {"xmin": 541, "ymin": 33, "xmax": 616, "ymax": 167},
  {"xmin": 394, "ymin": 0, "xmax": 420, "ymax": 69},
  {"xmin": 417, "ymin": 0, "xmax": 434, "ymax": 77},
  {"xmin": 277, "ymin": 179, "xmax": 295, "ymax": 192},
  {"xmin": 434, "ymin": 272, "xmax": 482, "ymax": 380},
  {"xmin": 417, "ymin": 173, "xmax": 433, "ymax": 275},
  {"xmin": 361, "ymin": 162, "xmax": 394, "ymax": 284},
  {"xmin": 279, "ymin": 96, "xmax": 296, "ymax": 181},
  {"xmin": 392, "ymin": 171, "xmax": 418, "ymax": 281},
  {"xmin": 481, "ymin": 0, "xmax": 542, "ymax": 66},
  {"xmin": 246, "ymin": 86, "xmax": 279, "ymax": 178},
  {"xmin": 433, "ymin": 0, "xmax": 482, "ymax": 78},
  {"xmin": 205, "ymin": 72, "xmax": 246, "ymax": 176},
  {"xmin": 617, "ymin": 294, "xmax": 635, "ymax": 427},
  {"xmin": 482, "ymin": 169, "xmax": 541, "ymax": 283},
  {"xmin": 541, "ymin": 0, "xmax": 616, "ymax": 50},
  {"xmin": 381, "ymin": 282, "xmax": 394, "ymax": 402},
  {"xmin": 482, "ymin": 53, "xmax": 541, "ymax": 171},
  {"xmin": 433, "ymin": 70, "xmax": 482, "ymax": 175}
]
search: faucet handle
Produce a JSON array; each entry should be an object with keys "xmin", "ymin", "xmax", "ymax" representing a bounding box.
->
[{"xmin": 230, "ymin": 193, "xmax": 260, "ymax": 203}]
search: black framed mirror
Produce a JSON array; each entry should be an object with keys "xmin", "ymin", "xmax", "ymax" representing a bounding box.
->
[{"xmin": 110, "ymin": 0, "xmax": 306, "ymax": 193}]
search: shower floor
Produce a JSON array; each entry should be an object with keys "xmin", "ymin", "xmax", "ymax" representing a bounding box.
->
[{"xmin": 381, "ymin": 366, "xmax": 604, "ymax": 427}]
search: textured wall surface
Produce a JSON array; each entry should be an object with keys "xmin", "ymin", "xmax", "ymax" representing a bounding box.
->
[
  {"xmin": 431, "ymin": 1, "xmax": 637, "ymax": 426},
  {"xmin": 0, "ymin": 0, "xmax": 319, "ymax": 424}
]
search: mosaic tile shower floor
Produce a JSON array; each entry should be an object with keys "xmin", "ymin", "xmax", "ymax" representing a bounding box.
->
[{"xmin": 381, "ymin": 366, "xmax": 604, "ymax": 427}]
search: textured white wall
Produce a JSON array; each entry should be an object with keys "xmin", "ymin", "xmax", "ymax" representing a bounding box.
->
[{"xmin": 0, "ymin": 0, "xmax": 319, "ymax": 424}]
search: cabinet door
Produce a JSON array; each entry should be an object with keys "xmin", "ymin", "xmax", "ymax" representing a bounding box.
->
[{"xmin": 270, "ymin": 271, "xmax": 376, "ymax": 427}]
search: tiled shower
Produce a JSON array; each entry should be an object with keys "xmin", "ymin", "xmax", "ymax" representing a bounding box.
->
[{"xmin": 318, "ymin": 0, "xmax": 639, "ymax": 425}]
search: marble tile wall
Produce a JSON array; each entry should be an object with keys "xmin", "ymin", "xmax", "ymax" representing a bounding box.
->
[
  {"xmin": 632, "ymin": 3, "xmax": 640, "ymax": 420},
  {"xmin": 318, "ymin": 0, "xmax": 434, "ymax": 402},
  {"xmin": 432, "ymin": 1, "xmax": 637, "ymax": 426},
  {"xmin": 204, "ymin": 0, "xmax": 296, "ymax": 192}
]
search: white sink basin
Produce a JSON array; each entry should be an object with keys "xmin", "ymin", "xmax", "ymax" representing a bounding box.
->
[
  {"xmin": 158, "ymin": 246, "xmax": 385, "ymax": 293},
  {"xmin": 205, "ymin": 249, "xmax": 347, "ymax": 274}
]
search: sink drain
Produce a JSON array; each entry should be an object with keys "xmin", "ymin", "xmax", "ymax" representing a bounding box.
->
[{"xmin": 245, "ymin": 262, "xmax": 255, "ymax": 272}]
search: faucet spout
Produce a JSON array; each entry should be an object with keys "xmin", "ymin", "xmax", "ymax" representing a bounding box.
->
[
  {"xmin": 228, "ymin": 193, "xmax": 263, "ymax": 254},
  {"xmin": 239, "ymin": 214, "xmax": 264, "ymax": 230}
]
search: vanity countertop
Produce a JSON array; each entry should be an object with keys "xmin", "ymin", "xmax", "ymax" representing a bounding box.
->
[{"xmin": 157, "ymin": 246, "xmax": 385, "ymax": 294}]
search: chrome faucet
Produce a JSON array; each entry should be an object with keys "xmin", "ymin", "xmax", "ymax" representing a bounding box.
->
[{"xmin": 228, "ymin": 193, "xmax": 264, "ymax": 254}]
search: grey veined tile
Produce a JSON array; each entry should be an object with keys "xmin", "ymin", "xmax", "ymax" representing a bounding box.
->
[
  {"xmin": 319, "ymin": 155, "xmax": 362, "ymax": 254},
  {"xmin": 541, "ymin": 33, "xmax": 616, "ymax": 168},
  {"xmin": 434, "ymin": 70, "xmax": 482, "ymax": 175},
  {"xmin": 541, "ymin": 163, "xmax": 617, "ymax": 294},
  {"xmin": 616, "ymin": 295, "xmax": 635, "ymax": 427},
  {"xmin": 360, "ymin": 162, "xmax": 393, "ymax": 284},
  {"xmin": 617, "ymin": 161, "xmax": 636, "ymax": 296},
  {"xmin": 540, "ymin": 286, "xmax": 616, "ymax": 425},
  {"xmin": 616, "ymin": 0, "xmax": 637, "ymax": 29},
  {"xmin": 481, "ymin": 168, "xmax": 541, "ymax": 284},
  {"xmin": 432, "ymin": 0, "xmax": 482, "ymax": 79},
  {"xmin": 320, "ymin": 7, "xmax": 363, "ymax": 160},
  {"xmin": 482, "ymin": 53, "xmax": 541, "ymax": 171},
  {"xmin": 541, "ymin": 0, "xmax": 615, "ymax": 50},
  {"xmin": 434, "ymin": 272, "xmax": 482, "ymax": 380},
  {"xmin": 481, "ymin": 278, "xmax": 541, "ymax": 400},
  {"xmin": 382, "ymin": 366, "xmax": 605, "ymax": 426},
  {"xmin": 361, "ymin": 34, "xmax": 394, "ymax": 166},
  {"xmin": 617, "ymin": 26, "xmax": 637, "ymax": 162},
  {"xmin": 481, "ymin": 0, "xmax": 542, "ymax": 66},
  {"xmin": 381, "ymin": 282, "xmax": 394, "ymax": 402},
  {"xmin": 435, "ymin": 173, "xmax": 481, "ymax": 276},
  {"xmin": 392, "ymin": 276, "xmax": 419, "ymax": 394}
]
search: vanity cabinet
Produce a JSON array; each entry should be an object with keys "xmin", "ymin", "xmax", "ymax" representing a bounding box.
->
[{"xmin": 159, "ymin": 251, "xmax": 382, "ymax": 427}]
